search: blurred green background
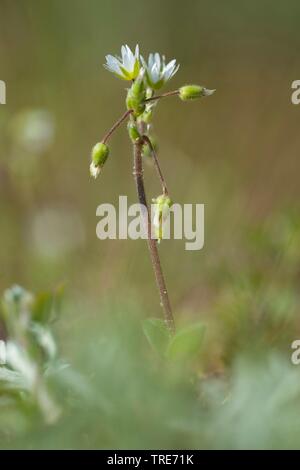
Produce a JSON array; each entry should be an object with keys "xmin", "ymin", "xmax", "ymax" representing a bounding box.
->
[{"xmin": 1, "ymin": 0, "xmax": 300, "ymax": 449}]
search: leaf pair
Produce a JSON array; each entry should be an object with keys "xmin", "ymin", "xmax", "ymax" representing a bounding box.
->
[{"xmin": 143, "ymin": 318, "xmax": 205, "ymax": 361}]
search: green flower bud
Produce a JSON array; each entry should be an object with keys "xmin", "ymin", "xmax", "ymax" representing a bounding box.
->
[
  {"xmin": 126, "ymin": 93, "xmax": 146, "ymax": 117},
  {"xmin": 92, "ymin": 142, "xmax": 109, "ymax": 166},
  {"xmin": 131, "ymin": 74, "xmax": 145, "ymax": 96},
  {"xmin": 127, "ymin": 122, "xmax": 140, "ymax": 143},
  {"xmin": 146, "ymin": 87, "xmax": 154, "ymax": 100},
  {"xmin": 179, "ymin": 85, "xmax": 215, "ymax": 101},
  {"xmin": 141, "ymin": 108, "xmax": 153, "ymax": 124},
  {"xmin": 126, "ymin": 72, "xmax": 146, "ymax": 117},
  {"xmin": 90, "ymin": 142, "xmax": 109, "ymax": 178},
  {"xmin": 152, "ymin": 194, "xmax": 173, "ymax": 243},
  {"xmin": 154, "ymin": 194, "xmax": 173, "ymax": 209}
]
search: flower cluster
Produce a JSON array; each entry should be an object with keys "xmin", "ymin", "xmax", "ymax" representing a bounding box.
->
[
  {"xmin": 104, "ymin": 44, "xmax": 179, "ymax": 90},
  {"xmin": 91, "ymin": 45, "xmax": 215, "ymax": 179}
]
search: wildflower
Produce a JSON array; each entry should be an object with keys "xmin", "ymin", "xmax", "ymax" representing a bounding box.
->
[
  {"xmin": 104, "ymin": 45, "xmax": 140, "ymax": 80},
  {"xmin": 142, "ymin": 53, "xmax": 179, "ymax": 90},
  {"xmin": 90, "ymin": 142, "xmax": 109, "ymax": 178},
  {"xmin": 179, "ymin": 84, "xmax": 215, "ymax": 101}
]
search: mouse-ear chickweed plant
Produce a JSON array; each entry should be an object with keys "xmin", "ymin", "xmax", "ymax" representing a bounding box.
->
[{"xmin": 90, "ymin": 45, "xmax": 215, "ymax": 334}]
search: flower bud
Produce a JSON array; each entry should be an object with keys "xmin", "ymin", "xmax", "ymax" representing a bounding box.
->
[
  {"xmin": 92, "ymin": 142, "xmax": 109, "ymax": 166},
  {"xmin": 126, "ymin": 71, "xmax": 146, "ymax": 117},
  {"xmin": 146, "ymin": 88, "xmax": 154, "ymax": 100},
  {"xmin": 154, "ymin": 194, "xmax": 173, "ymax": 209},
  {"xmin": 127, "ymin": 122, "xmax": 140, "ymax": 143},
  {"xmin": 152, "ymin": 194, "xmax": 173, "ymax": 243},
  {"xmin": 90, "ymin": 142, "xmax": 109, "ymax": 178},
  {"xmin": 141, "ymin": 108, "xmax": 153, "ymax": 124},
  {"xmin": 179, "ymin": 85, "xmax": 215, "ymax": 101}
]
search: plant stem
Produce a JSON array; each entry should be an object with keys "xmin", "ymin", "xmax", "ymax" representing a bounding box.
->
[
  {"xmin": 133, "ymin": 138, "xmax": 175, "ymax": 334},
  {"xmin": 142, "ymin": 135, "xmax": 168, "ymax": 195},
  {"xmin": 144, "ymin": 90, "xmax": 179, "ymax": 104},
  {"xmin": 102, "ymin": 109, "xmax": 133, "ymax": 144}
]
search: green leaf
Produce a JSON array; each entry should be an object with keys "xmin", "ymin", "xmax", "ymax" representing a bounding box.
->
[
  {"xmin": 32, "ymin": 292, "xmax": 53, "ymax": 323},
  {"xmin": 143, "ymin": 318, "xmax": 170, "ymax": 355},
  {"xmin": 166, "ymin": 323, "xmax": 206, "ymax": 361}
]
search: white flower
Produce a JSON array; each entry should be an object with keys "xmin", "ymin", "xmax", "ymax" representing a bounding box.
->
[
  {"xmin": 104, "ymin": 45, "xmax": 140, "ymax": 80},
  {"xmin": 142, "ymin": 53, "xmax": 179, "ymax": 89},
  {"xmin": 90, "ymin": 162, "xmax": 101, "ymax": 179}
]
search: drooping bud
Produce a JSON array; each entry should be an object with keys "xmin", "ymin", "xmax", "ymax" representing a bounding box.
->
[
  {"xmin": 179, "ymin": 85, "xmax": 215, "ymax": 101},
  {"xmin": 126, "ymin": 70, "xmax": 146, "ymax": 117},
  {"xmin": 152, "ymin": 194, "xmax": 173, "ymax": 243},
  {"xmin": 92, "ymin": 142, "xmax": 109, "ymax": 166},
  {"xmin": 90, "ymin": 142, "xmax": 109, "ymax": 178},
  {"xmin": 127, "ymin": 121, "xmax": 141, "ymax": 143}
]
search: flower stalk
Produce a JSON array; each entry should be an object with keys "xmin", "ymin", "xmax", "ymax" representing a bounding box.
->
[
  {"xmin": 142, "ymin": 135, "xmax": 168, "ymax": 196},
  {"xmin": 133, "ymin": 136, "xmax": 175, "ymax": 334},
  {"xmin": 102, "ymin": 109, "xmax": 133, "ymax": 144},
  {"xmin": 90, "ymin": 44, "xmax": 215, "ymax": 334}
]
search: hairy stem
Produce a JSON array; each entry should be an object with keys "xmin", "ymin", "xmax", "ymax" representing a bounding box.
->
[{"xmin": 133, "ymin": 138, "xmax": 175, "ymax": 334}]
